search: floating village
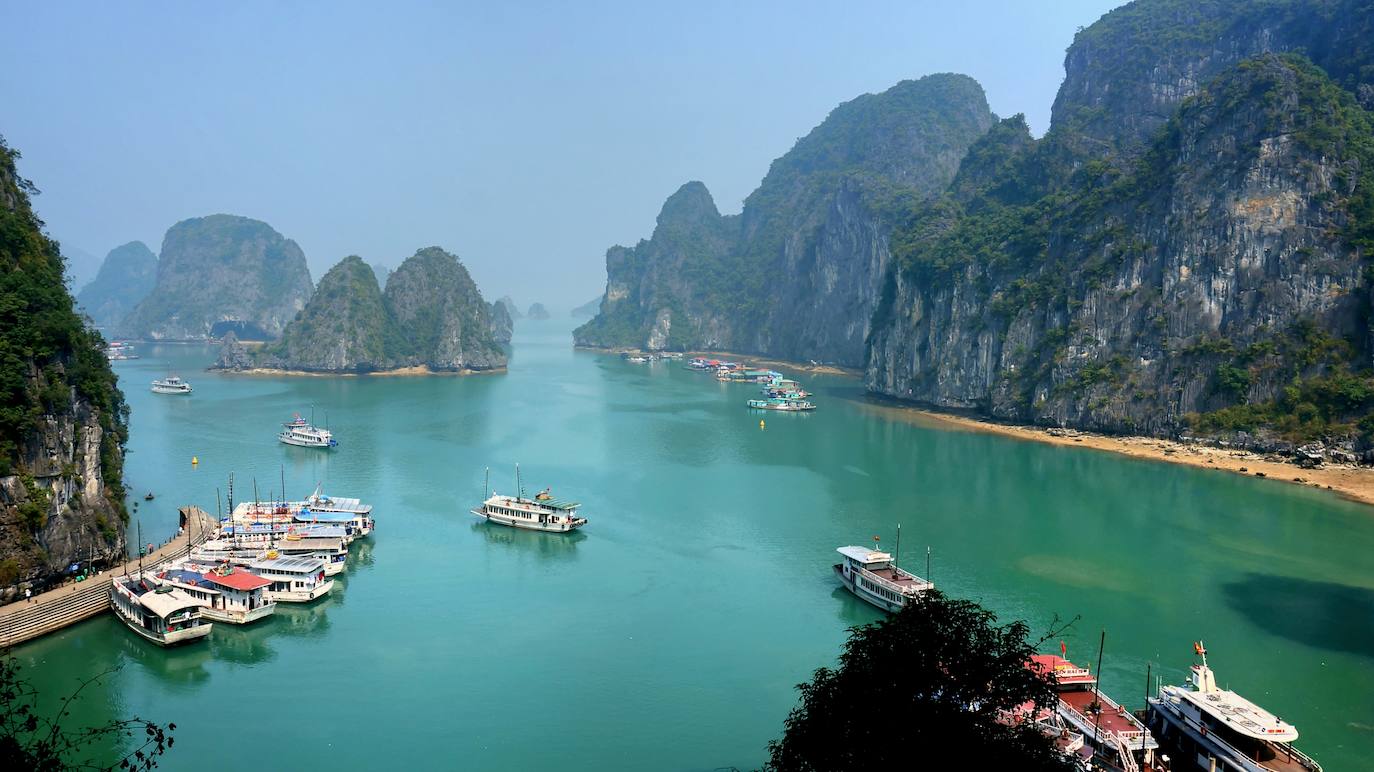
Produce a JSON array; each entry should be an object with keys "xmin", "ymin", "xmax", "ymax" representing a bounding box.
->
[{"xmin": 623, "ymin": 352, "xmax": 818, "ymax": 412}]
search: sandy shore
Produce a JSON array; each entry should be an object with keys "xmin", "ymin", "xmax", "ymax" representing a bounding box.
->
[
  {"xmin": 216, "ymin": 365, "xmax": 505, "ymax": 377},
  {"xmin": 857, "ymin": 401, "xmax": 1374, "ymax": 507}
]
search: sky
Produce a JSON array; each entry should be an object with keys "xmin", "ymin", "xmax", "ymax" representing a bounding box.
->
[{"xmin": 2, "ymin": 0, "xmax": 1124, "ymax": 310}]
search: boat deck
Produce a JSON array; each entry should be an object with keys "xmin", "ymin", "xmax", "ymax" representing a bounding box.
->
[
  {"xmin": 1060, "ymin": 690, "xmax": 1147, "ymax": 741},
  {"xmin": 865, "ymin": 566, "xmax": 926, "ymax": 588}
]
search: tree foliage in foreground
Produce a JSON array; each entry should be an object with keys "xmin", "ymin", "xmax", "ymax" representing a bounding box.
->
[
  {"xmin": 0, "ymin": 654, "xmax": 174, "ymax": 770},
  {"xmin": 765, "ymin": 590, "xmax": 1077, "ymax": 771}
]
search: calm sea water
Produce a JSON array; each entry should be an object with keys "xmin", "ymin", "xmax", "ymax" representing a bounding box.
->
[{"xmin": 15, "ymin": 319, "xmax": 1374, "ymax": 769}]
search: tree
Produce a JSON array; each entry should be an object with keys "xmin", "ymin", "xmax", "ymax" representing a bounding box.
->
[
  {"xmin": 764, "ymin": 590, "xmax": 1078, "ymax": 771},
  {"xmin": 0, "ymin": 654, "xmax": 175, "ymax": 770}
]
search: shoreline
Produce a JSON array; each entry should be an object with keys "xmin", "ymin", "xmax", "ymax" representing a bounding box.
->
[
  {"xmin": 572, "ymin": 344, "xmax": 859, "ymax": 376},
  {"xmin": 857, "ymin": 400, "xmax": 1374, "ymax": 508},
  {"xmin": 212, "ymin": 365, "xmax": 507, "ymax": 378}
]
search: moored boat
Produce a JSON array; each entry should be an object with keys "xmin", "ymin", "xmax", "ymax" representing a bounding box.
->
[
  {"xmin": 471, "ymin": 469, "xmax": 587, "ymax": 533},
  {"xmin": 747, "ymin": 397, "xmax": 816, "ymax": 411},
  {"xmin": 151, "ymin": 375, "xmax": 193, "ymax": 394},
  {"xmin": 832, "ymin": 543, "xmax": 933, "ymax": 612},
  {"xmin": 1031, "ymin": 652, "xmax": 1165, "ymax": 771},
  {"xmin": 1147, "ymin": 642, "xmax": 1320, "ymax": 771},
  {"xmin": 110, "ymin": 575, "xmax": 213, "ymax": 646},
  {"xmin": 243, "ymin": 554, "xmax": 333, "ymax": 603},
  {"xmin": 154, "ymin": 562, "xmax": 276, "ymax": 625}
]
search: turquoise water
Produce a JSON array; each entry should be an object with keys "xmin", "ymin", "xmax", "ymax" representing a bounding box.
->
[{"xmin": 16, "ymin": 319, "xmax": 1374, "ymax": 769}]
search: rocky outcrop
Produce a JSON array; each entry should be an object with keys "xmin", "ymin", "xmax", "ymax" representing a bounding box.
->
[
  {"xmin": 488, "ymin": 300, "xmax": 513, "ymax": 344},
  {"xmin": 0, "ymin": 139, "xmax": 127, "ymax": 598},
  {"xmin": 575, "ymin": 73, "xmax": 997, "ymax": 365},
  {"xmin": 121, "ymin": 214, "xmax": 313, "ymax": 340},
  {"xmin": 526, "ymin": 303, "xmax": 550, "ymax": 320},
  {"xmin": 218, "ymin": 248, "xmax": 506, "ymax": 372},
  {"xmin": 497, "ymin": 296, "xmax": 523, "ymax": 320},
  {"xmin": 571, "ymin": 296, "xmax": 601, "ymax": 318},
  {"xmin": 213, "ymin": 331, "xmax": 255, "ymax": 370},
  {"xmin": 74, "ymin": 241, "xmax": 157, "ymax": 330}
]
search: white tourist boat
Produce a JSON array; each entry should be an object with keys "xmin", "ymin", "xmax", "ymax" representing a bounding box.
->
[
  {"xmin": 278, "ymin": 414, "xmax": 337, "ymax": 448},
  {"xmin": 155, "ymin": 562, "xmax": 276, "ymax": 625},
  {"xmin": 471, "ymin": 469, "xmax": 586, "ymax": 532},
  {"xmin": 1148, "ymin": 642, "xmax": 1321, "ymax": 771},
  {"xmin": 110, "ymin": 575, "xmax": 213, "ymax": 646},
  {"xmin": 150, "ymin": 375, "xmax": 193, "ymax": 394},
  {"xmin": 243, "ymin": 554, "xmax": 334, "ymax": 602},
  {"xmin": 832, "ymin": 543, "xmax": 933, "ymax": 612}
]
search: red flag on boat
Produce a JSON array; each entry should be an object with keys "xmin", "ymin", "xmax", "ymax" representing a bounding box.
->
[
  {"xmin": 1194, "ymin": 641, "xmax": 1205, "ymax": 655},
  {"xmin": 1060, "ymin": 640, "xmax": 1067, "ymax": 657}
]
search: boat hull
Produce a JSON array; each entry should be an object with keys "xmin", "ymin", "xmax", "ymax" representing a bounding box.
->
[
  {"xmin": 266, "ymin": 579, "xmax": 334, "ymax": 603},
  {"xmin": 151, "ymin": 386, "xmax": 192, "ymax": 394},
  {"xmin": 471, "ymin": 508, "xmax": 586, "ymax": 533},
  {"xmin": 1148, "ymin": 695, "xmax": 1321, "ymax": 772},
  {"xmin": 111, "ymin": 604, "xmax": 213, "ymax": 646},
  {"xmin": 279, "ymin": 436, "xmax": 336, "ymax": 448},
  {"xmin": 202, "ymin": 603, "xmax": 276, "ymax": 625},
  {"xmin": 832, "ymin": 564, "xmax": 904, "ymax": 613}
]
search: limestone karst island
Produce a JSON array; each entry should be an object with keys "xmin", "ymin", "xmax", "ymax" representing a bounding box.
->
[{"xmin": 3, "ymin": 2, "xmax": 1372, "ymax": 770}]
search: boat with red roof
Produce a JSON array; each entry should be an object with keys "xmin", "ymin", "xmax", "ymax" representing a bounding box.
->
[
  {"xmin": 1030, "ymin": 650, "xmax": 1166, "ymax": 771},
  {"xmin": 155, "ymin": 560, "xmax": 277, "ymax": 625}
]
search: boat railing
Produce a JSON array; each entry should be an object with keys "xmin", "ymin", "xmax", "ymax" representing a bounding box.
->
[
  {"xmin": 1163, "ymin": 696, "xmax": 1321, "ymax": 771},
  {"xmin": 856, "ymin": 564, "xmax": 933, "ymax": 595}
]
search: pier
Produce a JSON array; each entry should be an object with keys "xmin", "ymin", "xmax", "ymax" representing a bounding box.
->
[{"xmin": 0, "ymin": 505, "xmax": 217, "ymax": 647}]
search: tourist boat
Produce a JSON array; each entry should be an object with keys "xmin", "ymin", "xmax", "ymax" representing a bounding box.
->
[
  {"xmin": 278, "ymin": 414, "xmax": 337, "ymax": 448},
  {"xmin": 832, "ymin": 544, "xmax": 933, "ymax": 612},
  {"xmin": 242, "ymin": 554, "xmax": 333, "ymax": 602},
  {"xmin": 1147, "ymin": 642, "xmax": 1321, "ymax": 771},
  {"xmin": 472, "ymin": 470, "xmax": 587, "ymax": 533},
  {"xmin": 625, "ymin": 354, "xmax": 650, "ymax": 363},
  {"xmin": 154, "ymin": 562, "xmax": 276, "ymax": 625},
  {"xmin": 1031, "ymin": 652, "xmax": 1164, "ymax": 772},
  {"xmin": 269, "ymin": 531, "xmax": 349, "ymax": 575},
  {"xmin": 105, "ymin": 341, "xmax": 139, "ymax": 360},
  {"xmin": 747, "ymin": 397, "xmax": 816, "ymax": 411},
  {"xmin": 150, "ymin": 375, "xmax": 193, "ymax": 394},
  {"xmin": 110, "ymin": 575, "xmax": 213, "ymax": 646},
  {"xmin": 297, "ymin": 486, "xmax": 375, "ymax": 536}
]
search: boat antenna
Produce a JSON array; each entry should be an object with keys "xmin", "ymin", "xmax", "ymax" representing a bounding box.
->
[
  {"xmin": 228, "ymin": 471, "xmax": 234, "ymax": 511},
  {"xmin": 1091, "ymin": 629, "xmax": 1106, "ymax": 748},
  {"xmin": 484, "ymin": 467, "xmax": 490, "ymax": 499},
  {"xmin": 516, "ymin": 464, "xmax": 524, "ymax": 498},
  {"xmin": 926, "ymin": 545, "xmax": 931, "ymax": 582}
]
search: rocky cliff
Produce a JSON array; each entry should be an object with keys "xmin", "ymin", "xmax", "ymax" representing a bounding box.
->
[
  {"xmin": 526, "ymin": 302, "xmax": 550, "ymax": 320},
  {"xmin": 121, "ymin": 214, "xmax": 313, "ymax": 340},
  {"xmin": 575, "ymin": 73, "xmax": 997, "ymax": 365},
  {"xmin": 866, "ymin": 0, "xmax": 1374, "ymax": 442},
  {"xmin": 497, "ymin": 296, "xmax": 523, "ymax": 320},
  {"xmin": 0, "ymin": 138, "xmax": 127, "ymax": 597},
  {"xmin": 74, "ymin": 241, "xmax": 157, "ymax": 331},
  {"xmin": 488, "ymin": 300, "xmax": 513, "ymax": 344},
  {"xmin": 219, "ymin": 248, "xmax": 506, "ymax": 372}
]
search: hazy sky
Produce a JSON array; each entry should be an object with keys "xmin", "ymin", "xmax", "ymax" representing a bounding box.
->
[{"xmin": 3, "ymin": 1, "xmax": 1122, "ymax": 310}]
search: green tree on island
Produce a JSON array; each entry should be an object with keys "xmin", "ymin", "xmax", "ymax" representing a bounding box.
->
[
  {"xmin": 0, "ymin": 655, "xmax": 175, "ymax": 770},
  {"xmin": 764, "ymin": 590, "xmax": 1077, "ymax": 771}
]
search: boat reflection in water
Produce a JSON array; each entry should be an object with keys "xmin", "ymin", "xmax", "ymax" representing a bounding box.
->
[{"xmin": 471, "ymin": 520, "xmax": 586, "ymax": 560}]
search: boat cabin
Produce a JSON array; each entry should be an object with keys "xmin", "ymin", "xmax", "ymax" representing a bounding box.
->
[
  {"xmin": 833, "ymin": 545, "xmax": 933, "ymax": 612},
  {"xmin": 246, "ymin": 555, "xmax": 332, "ymax": 602},
  {"xmin": 159, "ymin": 564, "xmax": 275, "ymax": 624},
  {"xmin": 111, "ymin": 576, "xmax": 212, "ymax": 645}
]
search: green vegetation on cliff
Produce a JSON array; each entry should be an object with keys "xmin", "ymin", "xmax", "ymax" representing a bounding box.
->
[{"xmin": 0, "ymin": 137, "xmax": 126, "ymax": 489}]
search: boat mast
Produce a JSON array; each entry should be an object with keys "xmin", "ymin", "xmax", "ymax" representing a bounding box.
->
[
  {"xmin": 1142, "ymin": 661, "xmax": 1151, "ymax": 756},
  {"xmin": 484, "ymin": 467, "xmax": 490, "ymax": 499},
  {"xmin": 1091, "ymin": 629, "xmax": 1106, "ymax": 748},
  {"xmin": 894, "ymin": 524, "xmax": 901, "ymax": 568},
  {"xmin": 516, "ymin": 464, "xmax": 524, "ymax": 498},
  {"xmin": 136, "ymin": 519, "xmax": 143, "ymax": 579},
  {"xmin": 926, "ymin": 545, "xmax": 931, "ymax": 582}
]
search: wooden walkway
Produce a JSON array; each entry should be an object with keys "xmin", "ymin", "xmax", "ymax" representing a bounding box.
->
[{"xmin": 0, "ymin": 506, "xmax": 218, "ymax": 647}]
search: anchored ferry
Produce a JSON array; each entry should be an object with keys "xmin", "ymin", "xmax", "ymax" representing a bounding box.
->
[
  {"xmin": 1032, "ymin": 653, "xmax": 1165, "ymax": 771},
  {"xmin": 151, "ymin": 375, "xmax": 193, "ymax": 394},
  {"xmin": 1148, "ymin": 642, "xmax": 1321, "ymax": 771},
  {"xmin": 278, "ymin": 414, "xmax": 337, "ymax": 448},
  {"xmin": 833, "ymin": 544, "xmax": 933, "ymax": 612}
]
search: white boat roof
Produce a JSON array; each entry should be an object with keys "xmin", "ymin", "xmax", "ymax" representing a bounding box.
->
[
  {"xmin": 1177, "ymin": 683, "xmax": 1299, "ymax": 741},
  {"xmin": 837, "ymin": 545, "xmax": 892, "ymax": 564},
  {"xmin": 139, "ymin": 588, "xmax": 202, "ymax": 618},
  {"xmin": 249, "ymin": 555, "xmax": 323, "ymax": 572},
  {"xmin": 277, "ymin": 536, "xmax": 345, "ymax": 550}
]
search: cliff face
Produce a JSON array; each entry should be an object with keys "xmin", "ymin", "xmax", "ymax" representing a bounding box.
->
[
  {"xmin": 74, "ymin": 241, "xmax": 157, "ymax": 330},
  {"xmin": 0, "ymin": 139, "xmax": 127, "ymax": 596},
  {"xmin": 488, "ymin": 300, "xmax": 513, "ymax": 344},
  {"xmin": 867, "ymin": 46, "xmax": 1374, "ymax": 436},
  {"xmin": 222, "ymin": 248, "xmax": 507, "ymax": 372},
  {"xmin": 575, "ymin": 73, "xmax": 997, "ymax": 365},
  {"xmin": 497, "ymin": 296, "xmax": 523, "ymax": 320},
  {"xmin": 526, "ymin": 303, "xmax": 550, "ymax": 320},
  {"xmin": 121, "ymin": 214, "xmax": 313, "ymax": 340}
]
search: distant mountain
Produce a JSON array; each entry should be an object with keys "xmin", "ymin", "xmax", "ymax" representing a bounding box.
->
[
  {"xmin": 571, "ymin": 296, "xmax": 601, "ymax": 318},
  {"xmin": 575, "ymin": 73, "xmax": 997, "ymax": 363},
  {"xmin": 526, "ymin": 302, "xmax": 550, "ymax": 320},
  {"xmin": 372, "ymin": 262, "xmax": 391, "ymax": 289},
  {"xmin": 120, "ymin": 214, "xmax": 313, "ymax": 340},
  {"xmin": 75, "ymin": 241, "xmax": 157, "ymax": 330},
  {"xmin": 221, "ymin": 248, "xmax": 506, "ymax": 372},
  {"xmin": 488, "ymin": 299, "xmax": 513, "ymax": 344},
  {"xmin": 61, "ymin": 244, "xmax": 102, "ymax": 293},
  {"xmin": 497, "ymin": 296, "xmax": 522, "ymax": 320}
]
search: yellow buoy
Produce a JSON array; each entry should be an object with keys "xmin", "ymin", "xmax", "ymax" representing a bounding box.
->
[
  {"xmin": 759, "ymin": 419, "xmax": 765, "ymax": 429},
  {"xmin": 191, "ymin": 456, "xmax": 198, "ymax": 465}
]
